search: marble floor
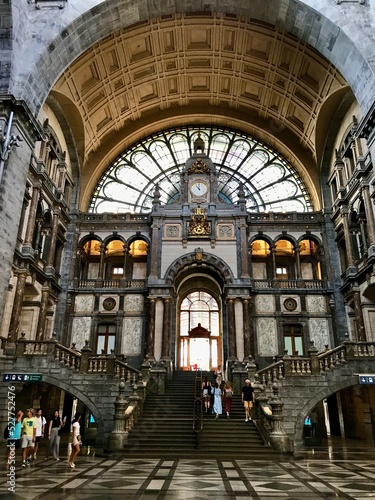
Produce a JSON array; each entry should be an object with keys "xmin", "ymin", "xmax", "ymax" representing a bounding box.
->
[{"xmin": 1, "ymin": 443, "xmax": 375, "ymax": 499}]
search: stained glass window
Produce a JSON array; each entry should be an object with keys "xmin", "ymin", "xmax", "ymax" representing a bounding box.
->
[{"xmin": 89, "ymin": 126, "xmax": 312, "ymax": 213}]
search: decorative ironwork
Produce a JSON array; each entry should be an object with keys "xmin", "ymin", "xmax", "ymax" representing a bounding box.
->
[{"xmin": 188, "ymin": 158, "xmax": 210, "ymax": 174}]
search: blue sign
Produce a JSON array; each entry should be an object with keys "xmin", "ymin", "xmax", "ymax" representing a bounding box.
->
[
  {"xmin": 359, "ymin": 375, "xmax": 375, "ymax": 384},
  {"xmin": 3, "ymin": 373, "xmax": 43, "ymax": 382}
]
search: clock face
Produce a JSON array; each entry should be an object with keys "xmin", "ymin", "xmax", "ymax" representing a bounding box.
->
[{"xmin": 191, "ymin": 181, "xmax": 208, "ymax": 197}]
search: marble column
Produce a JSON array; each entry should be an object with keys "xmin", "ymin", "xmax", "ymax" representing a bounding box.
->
[
  {"xmin": 23, "ymin": 183, "xmax": 40, "ymax": 248},
  {"xmin": 341, "ymin": 210, "xmax": 355, "ymax": 267},
  {"xmin": 227, "ymin": 298, "xmax": 237, "ymax": 359},
  {"xmin": 353, "ymin": 291, "xmax": 366, "ymax": 341},
  {"xmin": 242, "ymin": 298, "xmax": 254, "ymax": 358},
  {"xmin": 162, "ymin": 298, "xmax": 172, "ymax": 358},
  {"xmin": 149, "ymin": 223, "xmax": 160, "ymax": 277},
  {"xmin": 239, "ymin": 222, "xmax": 249, "ymax": 278},
  {"xmin": 295, "ymin": 247, "xmax": 301, "ymax": 279},
  {"xmin": 99, "ymin": 243, "xmax": 106, "ymax": 279},
  {"xmin": 46, "ymin": 210, "xmax": 60, "ymax": 268},
  {"xmin": 145, "ymin": 298, "xmax": 156, "ymax": 358},
  {"xmin": 36, "ymin": 287, "xmax": 50, "ymax": 340}
]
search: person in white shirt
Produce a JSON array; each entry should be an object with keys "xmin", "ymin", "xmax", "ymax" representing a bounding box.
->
[
  {"xmin": 34, "ymin": 408, "xmax": 46, "ymax": 459},
  {"xmin": 69, "ymin": 412, "xmax": 82, "ymax": 468}
]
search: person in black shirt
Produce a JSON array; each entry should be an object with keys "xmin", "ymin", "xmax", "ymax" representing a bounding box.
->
[{"xmin": 241, "ymin": 379, "xmax": 254, "ymax": 422}]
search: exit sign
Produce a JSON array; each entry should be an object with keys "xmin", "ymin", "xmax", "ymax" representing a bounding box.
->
[{"xmin": 359, "ymin": 374, "xmax": 375, "ymax": 384}]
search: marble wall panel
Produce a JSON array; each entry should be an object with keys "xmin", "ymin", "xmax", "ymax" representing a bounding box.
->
[
  {"xmin": 252, "ymin": 262, "xmax": 267, "ymax": 279},
  {"xmin": 123, "ymin": 317, "xmax": 143, "ymax": 355},
  {"xmin": 71, "ymin": 317, "xmax": 92, "ymax": 350},
  {"xmin": 257, "ymin": 318, "xmax": 278, "ymax": 356},
  {"xmin": 75, "ymin": 294, "xmax": 95, "ymax": 313},
  {"xmin": 124, "ymin": 294, "xmax": 144, "ymax": 313},
  {"xmin": 88, "ymin": 263, "xmax": 99, "ymax": 279},
  {"xmin": 306, "ymin": 295, "xmax": 326, "ymax": 313},
  {"xmin": 255, "ymin": 295, "xmax": 275, "ymax": 313},
  {"xmin": 308, "ymin": 318, "xmax": 330, "ymax": 352}
]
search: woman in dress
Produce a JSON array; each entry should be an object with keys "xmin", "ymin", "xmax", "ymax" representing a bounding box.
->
[
  {"xmin": 223, "ymin": 381, "xmax": 233, "ymax": 418},
  {"xmin": 211, "ymin": 382, "xmax": 222, "ymax": 419},
  {"xmin": 69, "ymin": 412, "xmax": 81, "ymax": 468},
  {"xmin": 214, "ymin": 365, "xmax": 223, "ymax": 387},
  {"xmin": 201, "ymin": 377, "xmax": 212, "ymax": 413}
]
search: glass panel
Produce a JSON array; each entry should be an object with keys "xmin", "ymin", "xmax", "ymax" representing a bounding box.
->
[
  {"xmin": 89, "ymin": 126, "xmax": 312, "ymax": 213},
  {"xmin": 107, "ymin": 335, "xmax": 115, "ymax": 353},
  {"xmin": 295, "ymin": 337, "xmax": 303, "ymax": 355},
  {"xmin": 284, "ymin": 337, "xmax": 292, "ymax": 355},
  {"xmin": 97, "ymin": 336, "xmax": 105, "ymax": 354}
]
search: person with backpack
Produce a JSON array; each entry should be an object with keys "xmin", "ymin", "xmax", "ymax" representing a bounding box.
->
[
  {"xmin": 4, "ymin": 410, "xmax": 23, "ymax": 463},
  {"xmin": 223, "ymin": 381, "xmax": 233, "ymax": 418}
]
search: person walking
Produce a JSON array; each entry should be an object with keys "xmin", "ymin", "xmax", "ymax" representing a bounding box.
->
[
  {"xmin": 21, "ymin": 409, "xmax": 36, "ymax": 468},
  {"xmin": 34, "ymin": 408, "xmax": 46, "ymax": 459},
  {"xmin": 69, "ymin": 412, "xmax": 82, "ymax": 468},
  {"xmin": 223, "ymin": 381, "xmax": 233, "ymax": 418},
  {"xmin": 201, "ymin": 377, "xmax": 212, "ymax": 413},
  {"xmin": 241, "ymin": 379, "xmax": 255, "ymax": 422},
  {"xmin": 211, "ymin": 382, "xmax": 222, "ymax": 419},
  {"xmin": 214, "ymin": 365, "xmax": 223, "ymax": 387},
  {"xmin": 46, "ymin": 410, "xmax": 65, "ymax": 461},
  {"xmin": 6, "ymin": 410, "xmax": 23, "ymax": 464}
]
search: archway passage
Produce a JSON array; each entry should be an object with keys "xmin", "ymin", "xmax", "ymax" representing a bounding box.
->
[{"xmin": 178, "ymin": 291, "xmax": 221, "ymax": 371}]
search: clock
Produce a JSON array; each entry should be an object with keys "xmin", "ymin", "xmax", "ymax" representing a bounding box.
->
[{"xmin": 191, "ymin": 181, "xmax": 208, "ymax": 197}]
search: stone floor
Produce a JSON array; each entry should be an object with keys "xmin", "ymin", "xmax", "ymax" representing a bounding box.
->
[{"xmin": 1, "ymin": 440, "xmax": 375, "ymax": 499}]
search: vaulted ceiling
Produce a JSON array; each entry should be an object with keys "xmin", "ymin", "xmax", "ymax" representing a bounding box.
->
[{"xmin": 51, "ymin": 13, "xmax": 351, "ymax": 209}]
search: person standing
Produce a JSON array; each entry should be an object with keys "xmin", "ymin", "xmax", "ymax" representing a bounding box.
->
[
  {"xmin": 46, "ymin": 410, "xmax": 65, "ymax": 461},
  {"xmin": 241, "ymin": 379, "xmax": 255, "ymax": 422},
  {"xmin": 6, "ymin": 410, "xmax": 23, "ymax": 463},
  {"xmin": 69, "ymin": 412, "xmax": 82, "ymax": 468},
  {"xmin": 214, "ymin": 365, "xmax": 223, "ymax": 387},
  {"xmin": 34, "ymin": 408, "xmax": 46, "ymax": 459},
  {"xmin": 223, "ymin": 381, "xmax": 233, "ymax": 418},
  {"xmin": 212, "ymin": 382, "xmax": 222, "ymax": 419},
  {"xmin": 201, "ymin": 377, "xmax": 212, "ymax": 413},
  {"xmin": 21, "ymin": 409, "xmax": 36, "ymax": 468}
]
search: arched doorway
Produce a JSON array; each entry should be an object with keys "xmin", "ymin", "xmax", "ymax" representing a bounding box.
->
[{"xmin": 178, "ymin": 291, "xmax": 221, "ymax": 371}]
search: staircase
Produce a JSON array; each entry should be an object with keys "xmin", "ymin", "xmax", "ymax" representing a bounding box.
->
[{"xmin": 124, "ymin": 370, "xmax": 283, "ymax": 459}]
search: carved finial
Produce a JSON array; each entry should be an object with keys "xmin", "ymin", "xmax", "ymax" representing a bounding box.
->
[{"xmin": 194, "ymin": 133, "xmax": 205, "ymax": 154}]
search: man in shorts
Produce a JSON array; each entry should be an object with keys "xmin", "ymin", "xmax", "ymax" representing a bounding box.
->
[
  {"xmin": 241, "ymin": 379, "xmax": 255, "ymax": 422},
  {"xmin": 34, "ymin": 408, "xmax": 46, "ymax": 459},
  {"xmin": 21, "ymin": 409, "xmax": 36, "ymax": 467}
]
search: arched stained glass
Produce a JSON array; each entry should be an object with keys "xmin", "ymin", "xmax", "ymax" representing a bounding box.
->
[{"xmin": 89, "ymin": 126, "xmax": 313, "ymax": 213}]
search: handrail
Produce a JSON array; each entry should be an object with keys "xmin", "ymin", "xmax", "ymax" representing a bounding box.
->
[{"xmin": 193, "ymin": 368, "xmax": 203, "ymax": 435}]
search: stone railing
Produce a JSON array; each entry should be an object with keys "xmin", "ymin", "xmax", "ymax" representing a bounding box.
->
[
  {"xmin": 255, "ymin": 339, "xmax": 375, "ymax": 387},
  {"xmin": 73, "ymin": 279, "xmax": 146, "ymax": 289},
  {"xmin": 252, "ymin": 279, "xmax": 328, "ymax": 290},
  {"xmin": 14, "ymin": 334, "xmax": 140, "ymax": 379}
]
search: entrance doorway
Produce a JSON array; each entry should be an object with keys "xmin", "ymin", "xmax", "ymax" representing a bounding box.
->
[{"xmin": 178, "ymin": 291, "xmax": 221, "ymax": 370}]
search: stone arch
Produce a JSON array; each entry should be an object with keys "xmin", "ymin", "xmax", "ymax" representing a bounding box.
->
[
  {"xmin": 30, "ymin": 373, "xmax": 108, "ymax": 447},
  {"xmin": 18, "ymin": 1, "xmax": 375, "ymax": 117},
  {"xmin": 164, "ymin": 251, "xmax": 235, "ymax": 287},
  {"xmin": 293, "ymin": 375, "xmax": 359, "ymax": 451}
]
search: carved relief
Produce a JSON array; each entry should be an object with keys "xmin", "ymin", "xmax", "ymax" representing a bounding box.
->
[
  {"xmin": 165, "ymin": 224, "xmax": 181, "ymax": 239},
  {"xmin": 99, "ymin": 295, "xmax": 119, "ymax": 313},
  {"xmin": 281, "ymin": 295, "xmax": 301, "ymax": 313},
  {"xmin": 217, "ymin": 223, "xmax": 234, "ymax": 240}
]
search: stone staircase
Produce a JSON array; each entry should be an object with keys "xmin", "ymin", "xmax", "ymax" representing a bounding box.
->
[{"xmin": 124, "ymin": 370, "xmax": 282, "ymax": 459}]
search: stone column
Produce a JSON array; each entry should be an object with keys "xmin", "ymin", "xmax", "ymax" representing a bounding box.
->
[
  {"xmin": 242, "ymin": 298, "xmax": 254, "ymax": 358},
  {"xmin": 36, "ymin": 286, "xmax": 50, "ymax": 340},
  {"xmin": 362, "ymin": 184, "xmax": 375, "ymax": 245},
  {"xmin": 46, "ymin": 210, "xmax": 60, "ymax": 269},
  {"xmin": 341, "ymin": 210, "xmax": 355, "ymax": 267},
  {"xmin": 353, "ymin": 291, "xmax": 366, "ymax": 341},
  {"xmin": 149, "ymin": 223, "xmax": 160, "ymax": 277},
  {"xmin": 122, "ymin": 243, "xmax": 129, "ymax": 280},
  {"xmin": 5, "ymin": 270, "xmax": 28, "ymax": 353},
  {"xmin": 145, "ymin": 297, "xmax": 156, "ymax": 358},
  {"xmin": 271, "ymin": 246, "xmax": 276, "ymax": 279},
  {"xmin": 161, "ymin": 297, "xmax": 172, "ymax": 358},
  {"xmin": 227, "ymin": 298, "xmax": 237, "ymax": 359},
  {"xmin": 239, "ymin": 221, "xmax": 249, "ymax": 278},
  {"xmin": 107, "ymin": 380, "xmax": 129, "ymax": 450},
  {"xmin": 98, "ymin": 243, "xmax": 106, "ymax": 279},
  {"xmin": 23, "ymin": 183, "xmax": 40, "ymax": 248},
  {"xmin": 295, "ymin": 247, "xmax": 302, "ymax": 279}
]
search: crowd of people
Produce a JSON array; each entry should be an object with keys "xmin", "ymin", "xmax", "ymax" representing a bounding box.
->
[
  {"xmin": 201, "ymin": 366, "xmax": 255, "ymax": 421},
  {"xmin": 5, "ymin": 408, "xmax": 82, "ymax": 469}
]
